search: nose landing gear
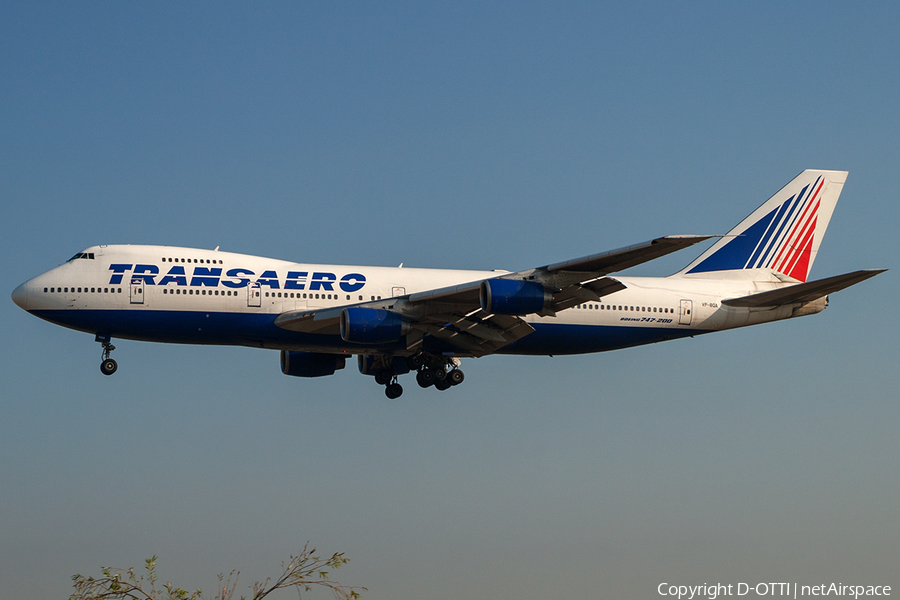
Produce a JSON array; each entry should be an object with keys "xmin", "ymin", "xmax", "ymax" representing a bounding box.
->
[{"xmin": 96, "ymin": 334, "xmax": 117, "ymax": 376}]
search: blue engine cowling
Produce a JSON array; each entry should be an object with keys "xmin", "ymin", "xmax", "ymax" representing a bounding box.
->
[
  {"xmin": 480, "ymin": 279, "xmax": 550, "ymax": 315},
  {"xmin": 340, "ymin": 308, "xmax": 409, "ymax": 344},
  {"xmin": 280, "ymin": 350, "xmax": 346, "ymax": 378}
]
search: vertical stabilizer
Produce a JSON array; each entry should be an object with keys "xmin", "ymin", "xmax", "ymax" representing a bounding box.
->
[{"xmin": 675, "ymin": 169, "xmax": 847, "ymax": 281}]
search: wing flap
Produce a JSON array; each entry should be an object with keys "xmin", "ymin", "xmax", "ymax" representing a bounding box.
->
[{"xmin": 722, "ymin": 269, "xmax": 886, "ymax": 308}]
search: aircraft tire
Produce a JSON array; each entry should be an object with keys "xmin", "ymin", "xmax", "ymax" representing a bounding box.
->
[
  {"xmin": 385, "ymin": 383, "xmax": 403, "ymax": 399},
  {"xmin": 449, "ymin": 369, "xmax": 465, "ymax": 385},
  {"xmin": 406, "ymin": 354, "xmax": 425, "ymax": 370},
  {"xmin": 374, "ymin": 369, "xmax": 393, "ymax": 385},
  {"xmin": 432, "ymin": 366, "xmax": 447, "ymax": 381},
  {"xmin": 416, "ymin": 369, "xmax": 434, "ymax": 388},
  {"xmin": 434, "ymin": 378, "xmax": 452, "ymax": 391},
  {"xmin": 100, "ymin": 358, "xmax": 118, "ymax": 376}
]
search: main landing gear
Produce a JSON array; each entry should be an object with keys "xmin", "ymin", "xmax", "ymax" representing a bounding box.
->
[
  {"xmin": 373, "ymin": 354, "xmax": 465, "ymax": 398},
  {"xmin": 415, "ymin": 363, "xmax": 465, "ymax": 390},
  {"xmin": 96, "ymin": 334, "xmax": 117, "ymax": 376}
]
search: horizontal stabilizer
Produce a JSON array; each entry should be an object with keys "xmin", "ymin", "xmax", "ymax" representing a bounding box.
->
[{"xmin": 722, "ymin": 269, "xmax": 886, "ymax": 308}]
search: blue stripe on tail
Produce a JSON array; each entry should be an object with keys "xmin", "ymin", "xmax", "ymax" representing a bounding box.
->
[{"xmin": 686, "ymin": 207, "xmax": 778, "ymax": 274}]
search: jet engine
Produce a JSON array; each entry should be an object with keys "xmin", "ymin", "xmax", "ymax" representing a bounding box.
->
[
  {"xmin": 340, "ymin": 307, "xmax": 409, "ymax": 344},
  {"xmin": 280, "ymin": 350, "xmax": 346, "ymax": 378},
  {"xmin": 480, "ymin": 279, "xmax": 551, "ymax": 315}
]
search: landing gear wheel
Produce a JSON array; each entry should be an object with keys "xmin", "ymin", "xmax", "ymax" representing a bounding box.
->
[
  {"xmin": 406, "ymin": 354, "xmax": 425, "ymax": 370},
  {"xmin": 416, "ymin": 369, "xmax": 435, "ymax": 388},
  {"xmin": 432, "ymin": 366, "xmax": 447, "ymax": 381},
  {"xmin": 434, "ymin": 378, "xmax": 452, "ymax": 391},
  {"xmin": 385, "ymin": 383, "xmax": 403, "ymax": 399},
  {"xmin": 97, "ymin": 335, "xmax": 117, "ymax": 375},
  {"xmin": 375, "ymin": 369, "xmax": 393, "ymax": 385},
  {"xmin": 100, "ymin": 358, "xmax": 118, "ymax": 376},
  {"xmin": 448, "ymin": 369, "xmax": 465, "ymax": 385}
]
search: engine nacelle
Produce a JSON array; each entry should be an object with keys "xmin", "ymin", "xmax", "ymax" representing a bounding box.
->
[
  {"xmin": 280, "ymin": 350, "xmax": 346, "ymax": 378},
  {"xmin": 340, "ymin": 308, "xmax": 409, "ymax": 344},
  {"xmin": 480, "ymin": 279, "xmax": 550, "ymax": 315}
]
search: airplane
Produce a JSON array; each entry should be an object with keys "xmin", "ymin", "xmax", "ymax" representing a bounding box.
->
[{"xmin": 11, "ymin": 169, "xmax": 885, "ymax": 398}]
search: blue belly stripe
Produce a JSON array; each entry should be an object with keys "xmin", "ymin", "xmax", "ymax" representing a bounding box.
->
[{"xmin": 29, "ymin": 309, "xmax": 706, "ymax": 355}]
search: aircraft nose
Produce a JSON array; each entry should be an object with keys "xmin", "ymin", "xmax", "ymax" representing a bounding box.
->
[{"xmin": 11, "ymin": 282, "xmax": 28, "ymax": 310}]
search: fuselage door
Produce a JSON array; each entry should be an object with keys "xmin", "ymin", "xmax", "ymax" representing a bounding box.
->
[
  {"xmin": 392, "ymin": 286, "xmax": 406, "ymax": 297},
  {"xmin": 130, "ymin": 279, "xmax": 144, "ymax": 305},
  {"xmin": 247, "ymin": 282, "xmax": 262, "ymax": 307},
  {"xmin": 679, "ymin": 299, "xmax": 692, "ymax": 325}
]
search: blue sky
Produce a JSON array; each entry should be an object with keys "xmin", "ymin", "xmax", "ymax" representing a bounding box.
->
[{"xmin": 2, "ymin": 3, "xmax": 898, "ymax": 599}]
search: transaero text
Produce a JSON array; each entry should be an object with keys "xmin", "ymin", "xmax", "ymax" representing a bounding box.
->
[
  {"xmin": 108, "ymin": 264, "xmax": 366, "ymax": 292},
  {"xmin": 658, "ymin": 582, "xmax": 891, "ymax": 599}
]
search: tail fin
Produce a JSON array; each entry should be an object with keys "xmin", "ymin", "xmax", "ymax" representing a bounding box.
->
[{"xmin": 675, "ymin": 169, "xmax": 848, "ymax": 282}]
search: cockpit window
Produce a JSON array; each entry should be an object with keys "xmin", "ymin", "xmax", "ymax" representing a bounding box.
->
[{"xmin": 67, "ymin": 252, "xmax": 95, "ymax": 261}]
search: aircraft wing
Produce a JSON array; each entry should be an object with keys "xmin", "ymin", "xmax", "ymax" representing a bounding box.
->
[
  {"xmin": 275, "ymin": 235, "xmax": 716, "ymax": 356},
  {"xmin": 404, "ymin": 235, "xmax": 716, "ymax": 310},
  {"xmin": 722, "ymin": 269, "xmax": 887, "ymax": 308}
]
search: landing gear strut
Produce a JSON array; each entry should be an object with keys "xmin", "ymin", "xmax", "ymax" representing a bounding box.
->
[{"xmin": 96, "ymin": 334, "xmax": 117, "ymax": 376}]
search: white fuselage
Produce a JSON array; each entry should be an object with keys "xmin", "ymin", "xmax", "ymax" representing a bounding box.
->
[{"xmin": 13, "ymin": 244, "xmax": 821, "ymax": 357}]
